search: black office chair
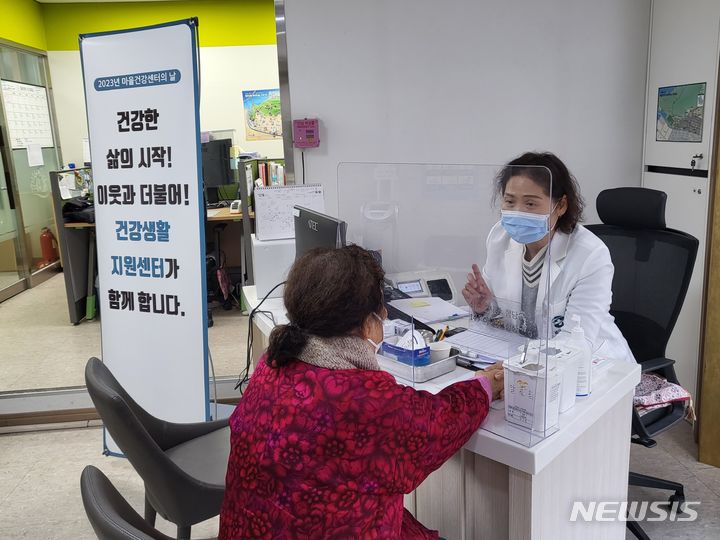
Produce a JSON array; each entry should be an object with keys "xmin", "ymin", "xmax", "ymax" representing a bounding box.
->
[
  {"xmin": 85, "ymin": 358, "xmax": 230, "ymax": 540},
  {"xmin": 586, "ymin": 187, "xmax": 698, "ymax": 540},
  {"xmin": 81, "ymin": 465, "xmax": 175, "ymax": 540}
]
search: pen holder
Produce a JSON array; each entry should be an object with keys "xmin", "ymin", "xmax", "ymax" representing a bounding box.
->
[{"xmin": 428, "ymin": 341, "xmax": 452, "ymax": 363}]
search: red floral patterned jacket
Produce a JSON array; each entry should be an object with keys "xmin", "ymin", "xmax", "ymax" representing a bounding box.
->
[{"xmin": 219, "ymin": 357, "xmax": 490, "ymax": 539}]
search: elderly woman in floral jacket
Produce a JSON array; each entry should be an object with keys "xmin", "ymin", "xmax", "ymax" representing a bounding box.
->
[{"xmin": 219, "ymin": 245, "xmax": 503, "ymax": 539}]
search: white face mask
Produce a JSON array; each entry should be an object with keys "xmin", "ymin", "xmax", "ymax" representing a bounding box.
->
[{"xmin": 366, "ymin": 312, "xmax": 385, "ymax": 353}]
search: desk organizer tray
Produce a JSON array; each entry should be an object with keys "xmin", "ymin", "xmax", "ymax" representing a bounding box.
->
[{"xmin": 377, "ymin": 354, "xmax": 457, "ymax": 383}]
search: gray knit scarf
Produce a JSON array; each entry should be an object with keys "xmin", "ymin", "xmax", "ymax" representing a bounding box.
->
[{"xmin": 298, "ymin": 335, "xmax": 381, "ymax": 371}]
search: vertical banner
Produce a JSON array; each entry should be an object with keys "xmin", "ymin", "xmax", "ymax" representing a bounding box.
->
[{"xmin": 80, "ymin": 19, "xmax": 208, "ymax": 454}]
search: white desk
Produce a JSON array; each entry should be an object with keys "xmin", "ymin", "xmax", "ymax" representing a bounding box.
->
[{"xmin": 241, "ymin": 285, "xmax": 641, "ymax": 539}]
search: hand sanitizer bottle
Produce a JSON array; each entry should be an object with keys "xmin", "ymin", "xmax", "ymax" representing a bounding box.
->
[{"xmin": 570, "ymin": 315, "xmax": 592, "ymax": 396}]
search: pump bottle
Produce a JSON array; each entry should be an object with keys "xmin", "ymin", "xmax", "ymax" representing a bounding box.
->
[{"xmin": 570, "ymin": 315, "xmax": 592, "ymax": 396}]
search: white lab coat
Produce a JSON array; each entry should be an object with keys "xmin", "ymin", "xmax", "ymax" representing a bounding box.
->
[{"xmin": 481, "ymin": 222, "xmax": 635, "ymax": 363}]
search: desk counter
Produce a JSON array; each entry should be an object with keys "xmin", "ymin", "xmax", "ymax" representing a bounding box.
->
[
  {"xmin": 205, "ymin": 207, "xmax": 255, "ymax": 222},
  {"xmin": 241, "ymin": 285, "xmax": 639, "ymax": 539}
]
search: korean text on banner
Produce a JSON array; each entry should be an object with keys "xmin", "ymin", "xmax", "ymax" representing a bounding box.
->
[{"xmin": 80, "ymin": 19, "xmax": 208, "ymax": 455}]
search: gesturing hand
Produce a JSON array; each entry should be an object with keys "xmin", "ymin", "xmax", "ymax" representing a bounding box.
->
[{"xmin": 462, "ymin": 263, "xmax": 492, "ymax": 314}]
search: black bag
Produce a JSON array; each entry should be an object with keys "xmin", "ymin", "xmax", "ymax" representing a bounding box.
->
[{"xmin": 62, "ymin": 198, "xmax": 95, "ymax": 223}]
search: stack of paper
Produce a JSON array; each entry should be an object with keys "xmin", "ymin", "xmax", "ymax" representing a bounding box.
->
[{"xmin": 388, "ymin": 297, "xmax": 468, "ymax": 324}]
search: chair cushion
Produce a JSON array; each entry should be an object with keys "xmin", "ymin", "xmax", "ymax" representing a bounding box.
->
[{"xmin": 165, "ymin": 426, "xmax": 231, "ymax": 487}]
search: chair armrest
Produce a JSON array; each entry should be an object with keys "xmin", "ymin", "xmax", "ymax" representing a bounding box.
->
[
  {"xmin": 640, "ymin": 357, "xmax": 675, "ymax": 373},
  {"xmin": 156, "ymin": 417, "xmax": 230, "ymax": 450},
  {"xmin": 639, "ymin": 357, "xmax": 681, "ymax": 385}
]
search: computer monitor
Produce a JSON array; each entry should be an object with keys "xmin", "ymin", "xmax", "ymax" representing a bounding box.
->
[
  {"xmin": 293, "ymin": 206, "xmax": 347, "ymax": 259},
  {"xmin": 201, "ymin": 139, "xmax": 232, "ymax": 187}
]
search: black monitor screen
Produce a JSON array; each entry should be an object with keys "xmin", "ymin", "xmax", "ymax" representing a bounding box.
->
[
  {"xmin": 293, "ymin": 206, "xmax": 347, "ymax": 259},
  {"xmin": 201, "ymin": 139, "xmax": 232, "ymax": 187}
]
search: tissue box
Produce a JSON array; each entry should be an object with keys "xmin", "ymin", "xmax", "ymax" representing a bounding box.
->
[{"xmin": 380, "ymin": 335, "xmax": 431, "ymax": 366}]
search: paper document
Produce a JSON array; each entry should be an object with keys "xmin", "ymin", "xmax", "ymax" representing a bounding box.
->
[
  {"xmin": 27, "ymin": 144, "xmax": 43, "ymax": 167},
  {"xmin": 58, "ymin": 172, "xmax": 79, "ymax": 200},
  {"xmin": 206, "ymin": 209, "xmax": 221, "ymax": 217},
  {"xmin": 445, "ymin": 328, "xmax": 518, "ymax": 360},
  {"xmin": 388, "ymin": 296, "xmax": 468, "ymax": 324},
  {"xmin": 254, "ymin": 184, "xmax": 324, "ymax": 241},
  {"xmin": 82, "ymin": 138, "xmax": 92, "ymax": 164}
]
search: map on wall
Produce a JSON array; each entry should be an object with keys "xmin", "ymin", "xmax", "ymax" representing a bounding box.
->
[
  {"xmin": 656, "ymin": 82, "xmax": 706, "ymax": 142},
  {"xmin": 1, "ymin": 80, "xmax": 54, "ymax": 149},
  {"xmin": 242, "ymin": 89, "xmax": 282, "ymax": 141}
]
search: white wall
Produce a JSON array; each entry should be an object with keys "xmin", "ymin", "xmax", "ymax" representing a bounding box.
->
[
  {"xmin": 48, "ymin": 45, "xmax": 284, "ymax": 166},
  {"xmin": 284, "ymin": 0, "xmax": 651, "ymax": 220}
]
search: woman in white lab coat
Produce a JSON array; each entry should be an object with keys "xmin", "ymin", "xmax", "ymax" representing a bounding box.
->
[{"xmin": 462, "ymin": 152, "xmax": 635, "ymax": 363}]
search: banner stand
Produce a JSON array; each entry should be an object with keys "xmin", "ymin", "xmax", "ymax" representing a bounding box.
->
[{"xmin": 80, "ymin": 19, "xmax": 209, "ymax": 455}]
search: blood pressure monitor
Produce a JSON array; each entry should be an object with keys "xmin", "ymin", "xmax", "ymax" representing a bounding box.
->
[
  {"xmin": 386, "ymin": 270, "xmax": 457, "ymax": 303},
  {"xmin": 396, "ymin": 279, "xmax": 424, "ymax": 295}
]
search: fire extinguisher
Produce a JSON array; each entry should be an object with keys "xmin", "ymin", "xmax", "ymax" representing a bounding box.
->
[{"xmin": 40, "ymin": 227, "xmax": 59, "ymax": 266}]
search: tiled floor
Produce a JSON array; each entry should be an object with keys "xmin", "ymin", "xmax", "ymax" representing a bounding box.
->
[
  {"xmin": 0, "ymin": 420, "xmax": 717, "ymax": 539},
  {"xmin": 626, "ymin": 422, "xmax": 720, "ymax": 539},
  {"xmin": 0, "ymin": 273, "xmax": 249, "ymax": 392},
  {"xmin": 0, "ymin": 426, "xmax": 217, "ymax": 539},
  {"xmin": 0, "ymin": 272, "xmax": 22, "ymax": 291}
]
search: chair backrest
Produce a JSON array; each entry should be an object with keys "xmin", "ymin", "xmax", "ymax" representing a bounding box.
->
[
  {"xmin": 80, "ymin": 465, "xmax": 173, "ymax": 540},
  {"xmin": 84, "ymin": 357, "xmax": 195, "ymax": 520},
  {"xmin": 586, "ymin": 187, "xmax": 698, "ymax": 363}
]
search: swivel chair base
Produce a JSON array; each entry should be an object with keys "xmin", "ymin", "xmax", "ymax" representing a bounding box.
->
[{"xmin": 626, "ymin": 471, "xmax": 686, "ymax": 540}]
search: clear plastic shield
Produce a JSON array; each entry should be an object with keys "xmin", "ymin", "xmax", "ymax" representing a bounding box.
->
[{"xmin": 339, "ymin": 162, "xmax": 564, "ymax": 446}]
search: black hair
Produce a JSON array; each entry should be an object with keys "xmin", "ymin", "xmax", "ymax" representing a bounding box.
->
[
  {"xmin": 265, "ymin": 244, "xmax": 385, "ymax": 368},
  {"xmin": 496, "ymin": 151, "xmax": 584, "ymax": 233}
]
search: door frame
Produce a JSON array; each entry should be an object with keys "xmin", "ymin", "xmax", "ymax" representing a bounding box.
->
[
  {"xmin": 698, "ymin": 56, "xmax": 720, "ymax": 465},
  {"xmin": 0, "ymin": 38, "xmax": 64, "ymax": 300}
]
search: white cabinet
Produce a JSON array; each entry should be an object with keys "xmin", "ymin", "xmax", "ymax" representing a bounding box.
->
[
  {"xmin": 643, "ymin": 172, "xmax": 708, "ymax": 396},
  {"xmin": 642, "ymin": 0, "xmax": 720, "ymax": 398},
  {"xmin": 644, "ymin": 0, "xmax": 720, "ymax": 170}
]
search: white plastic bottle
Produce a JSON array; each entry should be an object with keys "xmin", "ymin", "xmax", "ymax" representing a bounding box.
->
[{"xmin": 569, "ymin": 315, "xmax": 592, "ymax": 396}]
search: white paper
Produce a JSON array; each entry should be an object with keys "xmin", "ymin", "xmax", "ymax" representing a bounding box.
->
[
  {"xmin": 388, "ymin": 296, "xmax": 468, "ymax": 324},
  {"xmin": 445, "ymin": 329, "xmax": 515, "ymax": 358},
  {"xmin": 58, "ymin": 170, "xmax": 80, "ymax": 202},
  {"xmin": 27, "ymin": 144, "xmax": 44, "ymax": 167},
  {"xmin": 253, "ymin": 184, "xmax": 325, "ymax": 240},
  {"xmin": 1, "ymin": 80, "xmax": 54, "ymax": 149},
  {"xmin": 206, "ymin": 209, "xmax": 221, "ymax": 217},
  {"xmin": 82, "ymin": 138, "xmax": 91, "ymax": 164}
]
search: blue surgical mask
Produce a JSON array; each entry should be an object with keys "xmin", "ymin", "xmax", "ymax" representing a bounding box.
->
[{"xmin": 501, "ymin": 206, "xmax": 556, "ymax": 244}]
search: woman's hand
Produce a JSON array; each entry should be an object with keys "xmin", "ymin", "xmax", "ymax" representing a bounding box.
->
[
  {"xmin": 462, "ymin": 263, "xmax": 492, "ymax": 314},
  {"xmin": 475, "ymin": 362, "xmax": 504, "ymax": 400}
]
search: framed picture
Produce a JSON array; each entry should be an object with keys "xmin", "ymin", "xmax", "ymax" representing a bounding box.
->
[{"xmin": 656, "ymin": 82, "xmax": 706, "ymax": 142}]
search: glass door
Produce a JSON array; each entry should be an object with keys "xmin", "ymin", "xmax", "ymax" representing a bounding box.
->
[
  {"xmin": 0, "ymin": 45, "xmax": 61, "ymax": 291},
  {"xmin": 0, "ymin": 130, "xmax": 27, "ymax": 301}
]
